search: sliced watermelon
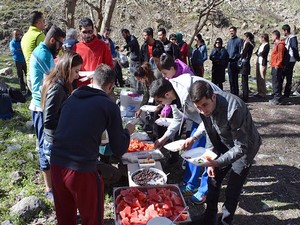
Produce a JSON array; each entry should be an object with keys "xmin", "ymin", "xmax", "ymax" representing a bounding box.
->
[
  {"xmin": 172, "ymin": 195, "xmax": 183, "ymax": 206},
  {"xmin": 163, "ymin": 209, "xmax": 173, "ymax": 218},
  {"xmin": 124, "ymin": 193, "xmax": 136, "ymax": 205},
  {"xmin": 137, "ymin": 191, "xmax": 147, "ymax": 202},
  {"xmin": 121, "ymin": 217, "xmax": 130, "ymax": 225},
  {"xmin": 120, "ymin": 189, "xmax": 130, "ymax": 196},
  {"xmin": 147, "ymin": 188, "xmax": 157, "ymax": 196}
]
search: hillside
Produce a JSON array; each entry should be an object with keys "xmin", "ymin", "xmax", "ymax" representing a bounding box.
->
[{"xmin": 1, "ymin": 0, "xmax": 300, "ymax": 49}]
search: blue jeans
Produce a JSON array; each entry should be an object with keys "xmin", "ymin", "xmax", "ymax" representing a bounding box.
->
[
  {"xmin": 43, "ymin": 139, "xmax": 52, "ymax": 163},
  {"xmin": 183, "ymin": 122, "xmax": 208, "ymax": 196},
  {"xmin": 31, "ymin": 111, "xmax": 50, "ymax": 170}
]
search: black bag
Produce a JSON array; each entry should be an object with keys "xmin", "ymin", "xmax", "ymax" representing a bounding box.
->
[
  {"xmin": 277, "ymin": 43, "xmax": 290, "ymax": 69},
  {"xmin": 282, "ymin": 47, "xmax": 290, "ymax": 69},
  {"xmin": 0, "ymin": 92, "xmax": 13, "ymax": 119}
]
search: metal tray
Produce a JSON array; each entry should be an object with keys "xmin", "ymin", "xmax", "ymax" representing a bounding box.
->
[{"xmin": 113, "ymin": 184, "xmax": 191, "ymax": 225}]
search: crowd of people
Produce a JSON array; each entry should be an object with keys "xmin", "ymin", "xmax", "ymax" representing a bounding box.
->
[{"xmin": 5, "ymin": 9, "xmax": 300, "ymax": 225}]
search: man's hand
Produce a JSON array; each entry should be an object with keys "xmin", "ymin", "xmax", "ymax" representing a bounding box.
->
[
  {"xmin": 207, "ymin": 166, "xmax": 215, "ymax": 177},
  {"xmin": 125, "ymin": 123, "xmax": 135, "ymax": 135},
  {"xmin": 135, "ymin": 109, "xmax": 141, "ymax": 118},
  {"xmin": 182, "ymin": 137, "xmax": 195, "ymax": 150},
  {"xmin": 154, "ymin": 136, "xmax": 168, "ymax": 149}
]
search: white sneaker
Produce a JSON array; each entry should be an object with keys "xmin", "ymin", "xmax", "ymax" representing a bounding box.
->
[{"xmin": 293, "ymin": 91, "xmax": 300, "ymax": 96}]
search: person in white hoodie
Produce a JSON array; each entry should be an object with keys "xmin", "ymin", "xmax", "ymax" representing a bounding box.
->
[
  {"xmin": 149, "ymin": 74, "xmax": 221, "ymax": 204},
  {"xmin": 282, "ymin": 24, "xmax": 300, "ymax": 97}
]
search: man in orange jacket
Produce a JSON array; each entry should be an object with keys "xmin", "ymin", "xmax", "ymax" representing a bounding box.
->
[{"xmin": 269, "ymin": 30, "xmax": 285, "ymax": 105}]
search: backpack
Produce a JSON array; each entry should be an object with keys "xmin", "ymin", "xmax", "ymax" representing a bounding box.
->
[
  {"xmin": 0, "ymin": 92, "xmax": 13, "ymax": 119},
  {"xmin": 282, "ymin": 47, "xmax": 290, "ymax": 69},
  {"xmin": 277, "ymin": 42, "xmax": 290, "ymax": 69}
]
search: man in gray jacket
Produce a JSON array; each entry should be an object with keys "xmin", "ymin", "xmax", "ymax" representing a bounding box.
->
[{"xmin": 189, "ymin": 80, "xmax": 261, "ymax": 225}]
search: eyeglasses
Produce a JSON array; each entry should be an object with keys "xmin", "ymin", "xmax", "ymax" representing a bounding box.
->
[
  {"xmin": 82, "ymin": 30, "xmax": 94, "ymax": 34},
  {"xmin": 171, "ymin": 39, "xmax": 177, "ymax": 41},
  {"xmin": 215, "ymin": 42, "xmax": 221, "ymax": 44},
  {"xmin": 54, "ymin": 38, "xmax": 63, "ymax": 47}
]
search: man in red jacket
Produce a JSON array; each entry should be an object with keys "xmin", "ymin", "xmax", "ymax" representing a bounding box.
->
[
  {"xmin": 73, "ymin": 17, "xmax": 113, "ymax": 87},
  {"xmin": 269, "ymin": 30, "xmax": 285, "ymax": 105}
]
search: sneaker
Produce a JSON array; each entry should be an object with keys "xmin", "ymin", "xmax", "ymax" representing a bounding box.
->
[
  {"xmin": 293, "ymin": 90, "xmax": 300, "ymax": 96},
  {"xmin": 269, "ymin": 98, "xmax": 279, "ymax": 105},
  {"xmin": 180, "ymin": 184, "xmax": 198, "ymax": 196},
  {"xmin": 45, "ymin": 190, "xmax": 54, "ymax": 201},
  {"xmin": 191, "ymin": 192, "xmax": 206, "ymax": 205}
]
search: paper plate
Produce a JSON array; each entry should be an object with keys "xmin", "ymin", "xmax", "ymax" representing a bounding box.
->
[
  {"xmin": 140, "ymin": 105, "xmax": 157, "ymax": 112},
  {"xmin": 147, "ymin": 217, "xmax": 174, "ymax": 225},
  {"xmin": 181, "ymin": 147, "xmax": 218, "ymax": 166},
  {"xmin": 155, "ymin": 118, "xmax": 174, "ymax": 127},
  {"xmin": 78, "ymin": 71, "xmax": 94, "ymax": 78},
  {"xmin": 163, "ymin": 139, "xmax": 186, "ymax": 152}
]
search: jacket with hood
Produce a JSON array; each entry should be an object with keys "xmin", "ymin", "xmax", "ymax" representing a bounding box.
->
[
  {"xmin": 161, "ymin": 60, "xmax": 194, "ymax": 117},
  {"xmin": 285, "ymin": 34, "xmax": 300, "ymax": 62},
  {"xmin": 164, "ymin": 74, "xmax": 220, "ymax": 140},
  {"xmin": 50, "ymin": 85, "xmax": 130, "ymax": 172}
]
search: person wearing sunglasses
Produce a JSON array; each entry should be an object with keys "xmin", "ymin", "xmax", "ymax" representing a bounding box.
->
[
  {"xmin": 73, "ymin": 17, "xmax": 113, "ymax": 87},
  {"xmin": 29, "ymin": 25, "xmax": 66, "ymax": 201},
  {"xmin": 209, "ymin": 38, "xmax": 229, "ymax": 90}
]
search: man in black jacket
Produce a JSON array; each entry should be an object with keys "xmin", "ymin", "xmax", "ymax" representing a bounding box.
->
[
  {"xmin": 121, "ymin": 28, "xmax": 141, "ymax": 90},
  {"xmin": 50, "ymin": 64, "xmax": 134, "ymax": 225},
  {"xmin": 140, "ymin": 27, "xmax": 165, "ymax": 79},
  {"xmin": 157, "ymin": 27, "xmax": 181, "ymax": 60},
  {"xmin": 282, "ymin": 24, "xmax": 300, "ymax": 97}
]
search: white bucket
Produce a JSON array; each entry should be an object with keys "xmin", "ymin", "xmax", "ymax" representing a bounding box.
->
[{"xmin": 120, "ymin": 89, "xmax": 143, "ymax": 117}]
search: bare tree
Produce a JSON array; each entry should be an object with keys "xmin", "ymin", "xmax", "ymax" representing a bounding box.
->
[
  {"xmin": 83, "ymin": 0, "xmax": 104, "ymax": 32},
  {"xmin": 100, "ymin": 0, "xmax": 117, "ymax": 34},
  {"xmin": 188, "ymin": 0, "xmax": 225, "ymax": 46},
  {"xmin": 81, "ymin": 0, "xmax": 116, "ymax": 33},
  {"xmin": 63, "ymin": 0, "xmax": 78, "ymax": 28}
]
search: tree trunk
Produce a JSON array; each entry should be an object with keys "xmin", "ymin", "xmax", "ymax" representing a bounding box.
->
[
  {"xmin": 64, "ymin": 0, "xmax": 77, "ymax": 28},
  {"xmin": 100, "ymin": 0, "xmax": 117, "ymax": 34}
]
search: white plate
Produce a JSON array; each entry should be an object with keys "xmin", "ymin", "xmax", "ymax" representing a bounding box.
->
[
  {"xmin": 155, "ymin": 118, "xmax": 174, "ymax": 127},
  {"xmin": 181, "ymin": 147, "xmax": 218, "ymax": 166},
  {"xmin": 163, "ymin": 139, "xmax": 186, "ymax": 152},
  {"xmin": 78, "ymin": 71, "xmax": 94, "ymax": 78},
  {"xmin": 140, "ymin": 105, "xmax": 157, "ymax": 112}
]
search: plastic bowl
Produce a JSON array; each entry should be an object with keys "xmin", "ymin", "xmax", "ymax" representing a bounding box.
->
[{"xmin": 131, "ymin": 168, "xmax": 167, "ymax": 186}]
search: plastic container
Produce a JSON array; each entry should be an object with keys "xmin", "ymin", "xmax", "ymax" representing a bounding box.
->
[
  {"xmin": 113, "ymin": 185, "xmax": 190, "ymax": 225},
  {"xmin": 120, "ymin": 89, "xmax": 143, "ymax": 117}
]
